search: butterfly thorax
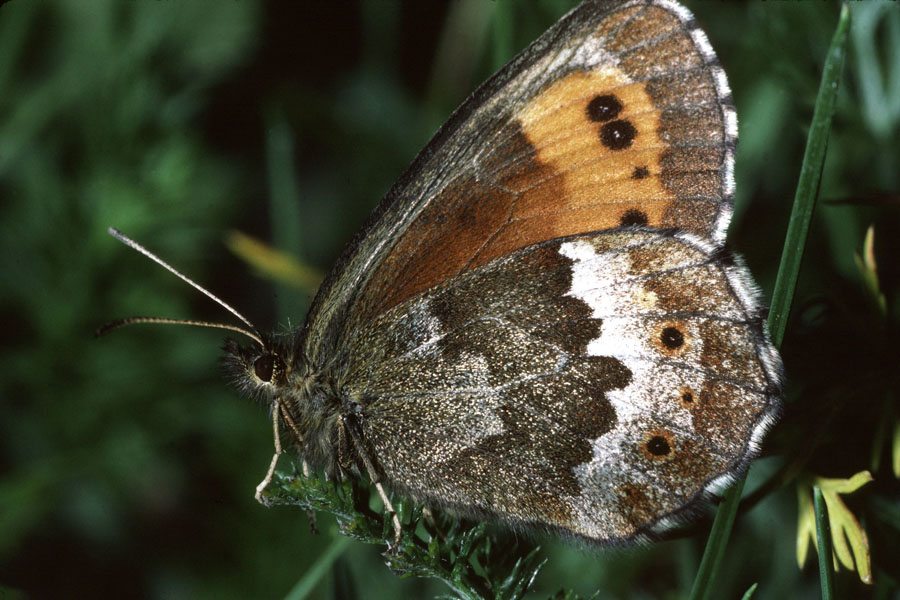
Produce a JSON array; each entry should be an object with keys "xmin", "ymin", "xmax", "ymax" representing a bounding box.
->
[{"xmin": 222, "ymin": 337, "xmax": 343, "ymax": 472}]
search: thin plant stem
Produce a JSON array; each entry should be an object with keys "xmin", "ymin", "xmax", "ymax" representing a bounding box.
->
[
  {"xmin": 688, "ymin": 5, "xmax": 851, "ymax": 600},
  {"xmin": 814, "ymin": 487, "xmax": 836, "ymax": 600}
]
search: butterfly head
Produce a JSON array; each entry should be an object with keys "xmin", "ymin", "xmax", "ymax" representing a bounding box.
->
[
  {"xmin": 222, "ymin": 336, "xmax": 297, "ymax": 404},
  {"xmin": 222, "ymin": 333, "xmax": 342, "ymax": 472}
]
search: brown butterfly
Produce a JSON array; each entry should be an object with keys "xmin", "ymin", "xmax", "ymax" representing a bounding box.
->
[{"xmin": 104, "ymin": 0, "xmax": 782, "ymax": 546}]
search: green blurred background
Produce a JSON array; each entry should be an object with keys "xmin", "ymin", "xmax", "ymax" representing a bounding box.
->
[{"xmin": 1, "ymin": 1, "xmax": 898, "ymax": 598}]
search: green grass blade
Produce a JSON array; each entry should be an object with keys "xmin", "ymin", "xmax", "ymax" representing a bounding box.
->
[
  {"xmin": 688, "ymin": 5, "xmax": 851, "ymax": 600},
  {"xmin": 688, "ymin": 478, "xmax": 746, "ymax": 600},
  {"xmin": 814, "ymin": 487, "xmax": 836, "ymax": 600},
  {"xmin": 265, "ymin": 109, "xmax": 306, "ymax": 323},
  {"xmin": 767, "ymin": 3, "xmax": 852, "ymax": 348},
  {"xmin": 283, "ymin": 536, "xmax": 352, "ymax": 600},
  {"xmin": 741, "ymin": 582, "xmax": 759, "ymax": 600}
]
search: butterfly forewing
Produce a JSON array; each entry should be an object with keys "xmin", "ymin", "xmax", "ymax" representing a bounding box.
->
[{"xmin": 301, "ymin": 0, "xmax": 736, "ymax": 360}]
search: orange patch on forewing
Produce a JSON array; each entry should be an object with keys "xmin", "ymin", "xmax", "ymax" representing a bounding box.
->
[
  {"xmin": 364, "ymin": 176, "xmax": 516, "ymax": 318},
  {"xmin": 360, "ymin": 57, "xmax": 676, "ymax": 318},
  {"xmin": 464, "ymin": 70, "xmax": 675, "ymax": 270},
  {"xmin": 505, "ymin": 70, "xmax": 672, "ymax": 230},
  {"xmin": 472, "ymin": 202, "xmax": 658, "ymax": 268},
  {"xmin": 509, "ymin": 145, "xmax": 664, "ymax": 207}
]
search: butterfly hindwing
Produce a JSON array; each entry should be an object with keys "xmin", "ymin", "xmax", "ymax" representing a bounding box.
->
[{"xmin": 341, "ymin": 229, "xmax": 779, "ymax": 543}]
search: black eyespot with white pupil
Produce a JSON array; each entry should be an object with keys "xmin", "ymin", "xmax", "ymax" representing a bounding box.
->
[
  {"xmin": 586, "ymin": 94, "xmax": 622, "ymax": 122},
  {"xmin": 585, "ymin": 93, "xmax": 637, "ymax": 150},
  {"xmin": 254, "ymin": 355, "xmax": 277, "ymax": 382},
  {"xmin": 601, "ymin": 120, "xmax": 637, "ymax": 150},
  {"xmin": 661, "ymin": 326, "xmax": 685, "ymax": 349},
  {"xmin": 647, "ymin": 436, "xmax": 671, "ymax": 456}
]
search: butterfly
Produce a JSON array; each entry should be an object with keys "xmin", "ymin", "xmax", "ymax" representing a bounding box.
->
[{"xmin": 104, "ymin": 0, "xmax": 782, "ymax": 547}]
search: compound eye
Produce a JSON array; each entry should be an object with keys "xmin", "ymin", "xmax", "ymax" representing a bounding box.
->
[{"xmin": 254, "ymin": 355, "xmax": 276, "ymax": 382}]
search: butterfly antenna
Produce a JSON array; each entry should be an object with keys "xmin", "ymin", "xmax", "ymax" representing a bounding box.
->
[
  {"xmin": 100, "ymin": 228, "xmax": 264, "ymax": 347},
  {"xmin": 96, "ymin": 317, "xmax": 264, "ymax": 347}
]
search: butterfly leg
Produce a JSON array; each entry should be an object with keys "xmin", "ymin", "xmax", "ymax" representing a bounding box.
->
[
  {"xmin": 278, "ymin": 400, "xmax": 305, "ymax": 449},
  {"xmin": 277, "ymin": 402, "xmax": 317, "ymax": 531},
  {"xmin": 255, "ymin": 398, "xmax": 285, "ymax": 506},
  {"xmin": 422, "ymin": 505, "xmax": 447, "ymax": 544},
  {"xmin": 375, "ymin": 480, "xmax": 402, "ymax": 549},
  {"xmin": 342, "ymin": 415, "xmax": 402, "ymax": 550}
]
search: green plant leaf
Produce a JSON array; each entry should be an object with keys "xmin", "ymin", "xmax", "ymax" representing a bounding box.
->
[
  {"xmin": 225, "ymin": 231, "xmax": 323, "ymax": 294},
  {"xmin": 820, "ymin": 474, "xmax": 873, "ymax": 584},
  {"xmin": 853, "ymin": 225, "xmax": 888, "ymax": 319},
  {"xmin": 797, "ymin": 483, "xmax": 816, "ymax": 568},
  {"xmin": 796, "ymin": 472, "xmax": 873, "ymax": 585},
  {"xmin": 262, "ymin": 470, "xmax": 544, "ymax": 599},
  {"xmin": 741, "ymin": 582, "xmax": 759, "ymax": 600},
  {"xmin": 894, "ymin": 417, "xmax": 900, "ymax": 479}
]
